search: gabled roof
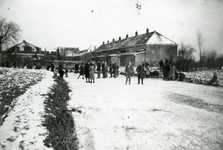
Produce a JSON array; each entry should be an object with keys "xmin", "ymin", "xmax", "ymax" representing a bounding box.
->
[
  {"xmin": 94, "ymin": 31, "xmax": 177, "ymax": 52},
  {"xmin": 9, "ymin": 40, "xmax": 40, "ymax": 49}
]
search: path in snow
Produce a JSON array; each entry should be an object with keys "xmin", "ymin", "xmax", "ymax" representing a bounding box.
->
[
  {"xmin": 0, "ymin": 71, "xmax": 54, "ymax": 150},
  {"xmin": 66, "ymin": 73, "xmax": 223, "ymax": 150}
]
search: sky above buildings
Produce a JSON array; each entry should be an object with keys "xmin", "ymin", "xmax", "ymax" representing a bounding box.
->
[{"xmin": 0, "ymin": 0, "xmax": 223, "ymax": 59}]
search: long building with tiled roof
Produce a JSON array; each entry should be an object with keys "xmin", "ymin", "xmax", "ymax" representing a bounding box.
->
[{"xmin": 92, "ymin": 28, "xmax": 177, "ymax": 67}]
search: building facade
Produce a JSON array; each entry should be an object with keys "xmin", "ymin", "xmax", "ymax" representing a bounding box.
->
[
  {"xmin": 92, "ymin": 29, "xmax": 178, "ymax": 67},
  {"xmin": 3, "ymin": 40, "xmax": 45, "ymax": 67}
]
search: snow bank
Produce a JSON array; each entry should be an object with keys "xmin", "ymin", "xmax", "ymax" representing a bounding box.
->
[{"xmin": 0, "ymin": 70, "xmax": 54, "ymax": 150}]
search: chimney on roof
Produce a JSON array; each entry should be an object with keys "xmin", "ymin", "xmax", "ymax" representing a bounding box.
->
[
  {"xmin": 126, "ymin": 34, "xmax": 129, "ymax": 39},
  {"xmin": 119, "ymin": 37, "xmax": 121, "ymax": 41},
  {"xmin": 103, "ymin": 41, "xmax": 105, "ymax": 45},
  {"xmin": 107, "ymin": 40, "xmax": 109, "ymax": 44},
  {"xmin": 112, "ymin": 38, "xmax": 115, "ymax": 42},
  {"xmin": 146, "ymin": 28, "xmax": 149, "ymax": 34},
  {"xmin": 135, "ymin": 31, "xmax": 138, "ymax": 37}
]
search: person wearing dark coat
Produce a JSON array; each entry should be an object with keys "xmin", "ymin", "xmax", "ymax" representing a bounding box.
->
[
  {"xmin": 97, "ymin": 61, "xmax": 101, "ymax": 78},
  {"xmin": 85, "ymin": 61, "xmax": 90, "ymax": 82},
  {"xmin": 159, "ymin": 59, "xmax": 163, "ymax": 70},
  {"xmin": 102, "ymin": 62, "xmax": 108, "ymax": 78},
  {"xmin": 58, "ymin": 62, "xmax": 65, "ymax": 78},
  {"xmin": 209, "ymin": 72, "xmax": 218, "ymax": 85},
  {"xmin": 77, "ymin": 63, "xmax": 85, "ymax": 79},
  {"xmin": 112, "ymin": 62, "xmax": 118, "ymax": 78},
  {"xmin": 51, "ymin": 63, "xmax": 55, "ymax": 72},
  {"xmin": 136, "ymin": 62, "xmax": 145, "ymax": 84},
  {"xmin": 75, "ymin": 63, "xmax": 79, "ymax": 73},
  {"xmin": 109, "ymin": 62, "xmax": 113, "ymax": 78}
]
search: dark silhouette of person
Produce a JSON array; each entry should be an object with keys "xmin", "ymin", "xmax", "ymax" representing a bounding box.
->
[{"xmin": 136, "ymin": 62, "xmax": 145, "ymax": 84}]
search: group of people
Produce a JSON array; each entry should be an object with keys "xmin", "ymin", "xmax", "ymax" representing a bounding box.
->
[
  {"xmin": 46, "ymin": 60, "xmax": 219, "ymax": 87},
  {"xmin": 77, "ymin": 61, "xmax": 95, "ymax": 83},
  {"xmin": 125, "ymin": 62, "xmax": 155, "ymax": 85},
  {"xmin": 77, "ymin": 61, "xmax": 120, "ymax": 83}
]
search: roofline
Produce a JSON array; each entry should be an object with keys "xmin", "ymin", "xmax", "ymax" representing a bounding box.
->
[
  {"xmin": 9, "ymin": 41, "xmax": 41, "ymax": 49},
  {"xmin": 154, "ymin": 31, "xmax": 177, "ymax": 45},
  {"xmin": 94, "ymin": 44, "xmax": 146, "ymax": 53}
]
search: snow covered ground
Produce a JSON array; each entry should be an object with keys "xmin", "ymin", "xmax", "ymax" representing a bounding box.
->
[
  {"xmin": 0, "ymin": 70, "xmax": 54, "ymax": 150},
  {"xmin": 66, "ymin": 73, "xmax": 223, "ymax": 150}
]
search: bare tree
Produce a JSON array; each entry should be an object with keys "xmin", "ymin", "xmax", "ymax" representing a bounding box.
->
[
  {"xmin": 204, "ymin": 49, "xmax": 217, "ymax": 69},
  {"xmin": 0, "ymin": 17, "xmax": 21, "ymax": 50},
  {"xmin": 0, "ymin": 18, "xmax": 21, "ymax": 65},
  {"xmin": 196, "ymin": 31, "xmax": 204, "ymax": 70},
  {"xmin": 177, "ymin": 43, "xmax": 196, "ymax": 71}
]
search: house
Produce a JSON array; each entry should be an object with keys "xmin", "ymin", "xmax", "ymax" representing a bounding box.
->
[
  {"xmin": 4, "ymin": 40, "xmax": 44, "ymax": 67},
  {"xmin": 92, "ymin": 28, "xmax": 178, "ymax": 67}
]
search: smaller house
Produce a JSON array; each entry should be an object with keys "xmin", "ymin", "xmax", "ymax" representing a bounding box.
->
[{"xmin": 4, "ymin": 40, "xmax": 44, "ymax": 67}]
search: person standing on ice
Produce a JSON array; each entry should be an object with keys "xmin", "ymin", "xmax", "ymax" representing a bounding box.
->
[
  {"xmin": 102, "ymin": 62, "xmax": 108, "ymax": 78},
  {"xmin": 58, "ymin": 62, "xmax": 65, "ymax": 78},
  {"xmin": 77, "ymin": 63, "xmax": 85, "ymax": 79},
  {"xmin": 145, "ymin": 63, "xmax": 150, "ymax": 78},
  {"xmin": 65, "ymin": 64, "xmax": 69, "ymax": 77},
  {"xmin": 112, "ymin": 62, "xmax": 118, "ymax": 78},
  {"xmin": 136, "ymin": 62, "xmax": 145, "ymax": 84},
  {"xmin": 97, "ymin": 61, "xmax": 101, "ymax": 78},
  {"xmin": 85, "ymin": 61, "xmax": 90, "ymax": 83},
  {"xmin": 125, "ymin": 62, "xmax": 133, "ymax": 85},
  {"xmin": 89, "ymin": 62, "xmax": 95, "ymax": 83},
  {"xmin": 109, "ymin": 62, "xmax": 113, "ymax": 78}
]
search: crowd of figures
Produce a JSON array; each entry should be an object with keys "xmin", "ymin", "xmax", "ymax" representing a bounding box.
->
[
  {"xmin": 77, "ymin": 61, "xmax": 120, "ymax": 83},
  {"xmin": 45, "ymin": 59, "xmax": 219, "ymax": 86}
]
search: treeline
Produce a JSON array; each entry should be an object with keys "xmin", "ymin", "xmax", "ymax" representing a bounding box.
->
[{"xmin": 175, "ymin": 43, "xmax": 223, "ymax": 72}]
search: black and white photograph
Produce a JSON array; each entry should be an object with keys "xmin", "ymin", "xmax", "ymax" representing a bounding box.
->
[{"xmin": 0, "ymin": 0, "xmax": 223, "ymax": 149}]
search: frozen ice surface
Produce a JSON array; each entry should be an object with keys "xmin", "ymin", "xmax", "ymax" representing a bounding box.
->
[{"xmin": 66, "ymin": 73, "xmax": 223, "ymax": 150}]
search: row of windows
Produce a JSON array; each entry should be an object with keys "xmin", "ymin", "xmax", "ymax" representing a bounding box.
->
[{"xmin": 15, "ymin": 46, "xmax": 40, "ymax": 53}]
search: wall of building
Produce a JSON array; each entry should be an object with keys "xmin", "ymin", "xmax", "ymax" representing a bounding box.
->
[
  {"xmin": 145, "ymin": 44, "xmax": 177, "ymax": 66},
  {"xmin": 135, "ymin": 52, "xmax": 146, "ymax": 66}
]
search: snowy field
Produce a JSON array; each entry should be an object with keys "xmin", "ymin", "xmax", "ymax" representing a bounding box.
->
[
  {"xmin": 67, "ymin": 73, "xmax": 223, "ymax": 150},
  {"xmin": 0, "ymin": 70, "xmax": 54, "ymax": 150}
]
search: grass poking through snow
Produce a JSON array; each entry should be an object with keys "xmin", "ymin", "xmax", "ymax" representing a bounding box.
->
[{"xmin": 43, "ymin": 75, "xmax": 78, "ymax": 150}]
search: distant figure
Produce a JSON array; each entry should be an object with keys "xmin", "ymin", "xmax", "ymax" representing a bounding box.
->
[
  {"xmin": 125, "ymin": 62, "xmax": 134, "ymax": 85},
  {"xmin": 102, "ymin": 62, "xmax": 108, "ymax": 78},
  {"xmin": 113, "ymin": 62, "xmax": 118, "ymax": 78},
  {"xmin": 58, "ymin": 62, "xmax": 64, "ymax": 78},
  {"xmin": 172, "ymin": 64, "xmax": 176, "ymax": 80},
  {"xmin": 65, "ymin": 64, "xmax": 69, "ymax": 77},
  {"xmin": 178, "ymin": 72, "xmax": 185, "ymax": 81},
  {"xmin": 46, "ymin": 63, "xmax": 50, "ymax": 70},
  {"xmin": 159, "ymin": 59, "xmax": 163, "ymax": 70},
  {"xmin": 89, "ymin": 62, "xmax": 95, "ymax": 83},
  {"xmin": 51, "ymin": 63, "xmax": 55, "ymax": 72},
  {"xmin": 13, "ymin": 60, "xmax": 16, "ymax": 68},
  {"xmin": 75, "ymin": 63, "xmax": 79, "ymax": 73},
  {"xmin": 145, "ymin": 63, "xmax": 150, "ymax": 78},
  {"xmin": 77, "ymin": 63, "xmax": 85, "ymax": 79},
  {"xmin": 136, "ymin": 62, "xmax": 145, "ymax": 84},
  {"xmin": 163, "ymin": 62, "xmax": 167, "ymax": 80},
  {"xmin": 109, "ymin": 62, "xmax": 113, "ymax": 78},
  {"xmin": 209, "ymin": 72, "xmax": 218, "ymax": 85},
  {"xmin": 85, "ymin": 61, "xmax": 90, "ymax": 82},
  {"xmin": 97, "ymin": 61, "xmax": 101, "ymax": 78}
]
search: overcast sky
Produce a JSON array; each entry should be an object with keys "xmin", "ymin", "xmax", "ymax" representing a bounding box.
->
[{"xmin": 0, "ymin": 0, "xmax": 223, "ymax": 58}]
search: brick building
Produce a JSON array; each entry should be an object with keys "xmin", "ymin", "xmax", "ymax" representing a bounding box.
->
[{"xmin": 92, "ymin": 29, "xmax": 178, "ymax": 67}]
